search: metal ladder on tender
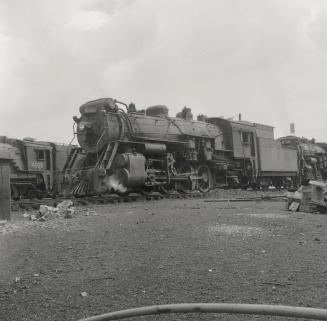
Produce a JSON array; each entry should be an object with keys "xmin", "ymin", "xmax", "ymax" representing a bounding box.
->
[{"xmin": 97, "ymin": 141, "xmax": 119, "ymax": 171}]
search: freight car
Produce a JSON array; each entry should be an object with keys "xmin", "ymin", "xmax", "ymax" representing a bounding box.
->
[
  {"xmin": 63, "ymin": 97, "xmax": 299, "ymax": 195},
  {"xmin": 0, "ymin": 136, "xmax": 78, "ymax": 199}
]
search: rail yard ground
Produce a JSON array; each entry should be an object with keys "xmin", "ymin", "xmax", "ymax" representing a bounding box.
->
[{"xmin": 1, "ymin": 190, "xmax": 327, "ymax": 321}]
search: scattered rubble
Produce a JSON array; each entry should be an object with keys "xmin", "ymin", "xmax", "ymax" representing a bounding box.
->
[
  {"xmin": 20, "ymin": 200, "xmax": 101, "ymax": 223},
  {"xmin": 64, "ymin": 208, "xmax": 74, "ymax": 219},
  {"xmin": 56, "ymin": 200, "xmax": 74, "ymax": 212},
  {"xmin": 286, "ymin": 185, "xmax": 307, "ymax": 212},
  {"xmin": 39, "ymin": 205, "xmax": 58, "ymax": 216},
  {"xmin": 21, "ymin": 200, "xmax": 77, "ymax": 222},
  {"xmin": 287, "ymin": 181, "xmax": 327, "ymax": 213},
  {"xmin": 30, "ymin": 214, "xmax": 37, "ymax": 221},
  {"xmin": 310, "ymin": 180, "xmax": 327, "ymax": 213}
]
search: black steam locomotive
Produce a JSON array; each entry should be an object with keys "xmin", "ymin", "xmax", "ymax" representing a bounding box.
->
[{"xmin": 64, "ymin": 97, "xmax": 325, "ymax": 196}]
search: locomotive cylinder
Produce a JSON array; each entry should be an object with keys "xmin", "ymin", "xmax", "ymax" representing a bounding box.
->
[{"xmin": 112, "ymin": 153, "xmax": 146, "ymax": 187}]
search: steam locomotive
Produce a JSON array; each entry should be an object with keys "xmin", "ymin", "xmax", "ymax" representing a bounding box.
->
[
  {"xmin": 64, "ymin": 97, "xmax": 325, "ymax": 196},
  {"xmin": 279, "ymin": 136, "xmax": 327, "ymax": 183},
  {"xmin": 0, "ymin": 136, "xmax": 78, "ymax": 199}
]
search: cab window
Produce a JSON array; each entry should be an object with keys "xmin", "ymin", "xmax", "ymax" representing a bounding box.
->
[
  {"xmin": 241, "ymin": 132, "xmax": 249, "ymax": 144},
  {"xmin": 36, "ymin": 150, "xmax": 45, "ymax": 161}
]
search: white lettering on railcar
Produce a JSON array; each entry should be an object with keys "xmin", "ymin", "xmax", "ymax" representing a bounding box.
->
[{"xmin": 31, "ymin": 162, "xmax": 43, "ymax": 170}]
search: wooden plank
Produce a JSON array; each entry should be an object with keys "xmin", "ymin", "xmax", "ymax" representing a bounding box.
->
[
  {"xmin": 204, "ymin": 195, "xmax": 286, "ymax": 203},
  {"xmin": 0, "ymin": 160, "xmax": 11, "ymax": 220}
]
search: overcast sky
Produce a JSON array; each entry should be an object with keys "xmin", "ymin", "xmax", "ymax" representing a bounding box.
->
[{"xmin": 1, "ymin": 0, "xmax": 327, "ymax": 143}]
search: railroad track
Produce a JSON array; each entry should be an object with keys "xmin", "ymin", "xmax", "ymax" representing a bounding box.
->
[{"xmin": 11, "ymin": 191, "xmax": 210, "ymax": 211}]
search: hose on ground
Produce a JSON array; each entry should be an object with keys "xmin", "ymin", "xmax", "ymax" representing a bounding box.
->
[{"xmin": 78, "ymin": 303, "xmax": 327, "ymax": 321}]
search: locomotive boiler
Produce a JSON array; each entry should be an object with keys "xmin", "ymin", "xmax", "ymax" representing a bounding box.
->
[{"xmin": 70, "ymin": 98, "xmax": 226, "ymax": 195}]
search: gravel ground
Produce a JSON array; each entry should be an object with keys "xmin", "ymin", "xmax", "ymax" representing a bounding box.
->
[{"xmin": 1, "ymin": 192, "xmax": 327, "ymax": 321}]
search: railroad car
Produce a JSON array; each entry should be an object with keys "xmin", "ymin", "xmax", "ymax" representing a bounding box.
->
[
  {"xmin": 64, "ymin": 97, "xmax": 300, "ymax": 195},
  {"xmin": 0, "ymin": 136, "xmax": 78, "ymax": 199},
  {"xmin": 279, "ymin": 136, "xmax": 327, "ymax": 183},
  {"xmin": 208, "ymin": 118, "xmax": 299, "ymax": 188},
  {"xmin": 317, "ymin": 142, "xmax": 327, "ymax": 180}
]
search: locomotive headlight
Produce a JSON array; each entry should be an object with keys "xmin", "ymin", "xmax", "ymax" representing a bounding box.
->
[{"xmin": 78, "ymin": 122, "xmax": 93, "ymax": 132}]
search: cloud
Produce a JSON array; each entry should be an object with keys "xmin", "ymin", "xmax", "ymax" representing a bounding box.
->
[
  {"xmin": 0, "ymin": 0, "xmax": 157, "ymax": 141},
  {"xmin": 67, "ymin": 10, "xmax": 110, "ymax": 31},
  {"xmin": 0, "ymin": 0, "xmax": 327, "ymax": 143}
]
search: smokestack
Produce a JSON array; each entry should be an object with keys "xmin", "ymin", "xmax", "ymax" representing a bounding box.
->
[
  {"xmin": 238, "ymin": 113, "xmax": 242, "ymax": 121},
  {"xmin": 290, "ymin": 123, "xmax": 295, "ymax": 135}
]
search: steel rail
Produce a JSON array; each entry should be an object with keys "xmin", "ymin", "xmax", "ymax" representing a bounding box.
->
[{"xmin": 79, "ymin": 303, "xmax": 327, "ymax": 321}]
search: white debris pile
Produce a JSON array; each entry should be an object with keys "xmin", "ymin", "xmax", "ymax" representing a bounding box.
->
[
  {"xmin": 310, "ymin": 180, "xmax": 327, "ymax": 203},
  {"xmin": 56, "ymin": 200, "xmax": 73, "ymax": 212},
  {"xmin": 25, "ymin": 200, "xmax": 76, "ymax": 221},
  {"xmin": 39, "ymin": 205, "xmax": 58, "ymax": 215},
  {"xmin": 287, "ymin": 186, "xmax": 303, "ymax": 212},
  {"xmin": 287, "ymin": 181, "xmax": 327, "ymax": 213},
  {"xmin": 56, "ymin": 200, "xmax": 74, "ymax": 218},
  {"xmin": 309, "ymin": 180, "xmax": 327, "ymax": 213}
]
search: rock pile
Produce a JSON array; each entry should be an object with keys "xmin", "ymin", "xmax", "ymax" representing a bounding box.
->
[{"xmin": 29, "ymin": 200, "xmax": 75, "ymax": 221}]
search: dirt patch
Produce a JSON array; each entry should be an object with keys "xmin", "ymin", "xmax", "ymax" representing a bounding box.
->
[
  {"xmin": 247, "ymin": 213, "xmax": 289, "ymax": 219},
  {"xmin": 0, "ymin": 207, "xmax": 101, "ymax": 237},
  {"xmin": 208, "ymin": 224, "xmax": 265, "ymax": 236},
  {"xmin": 1, "ymin": 197, "xmax": 327, "ymax": 321},
  {"xmin": 0, "ymin": 221, "xmax": 26, "ymax": 235}
]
